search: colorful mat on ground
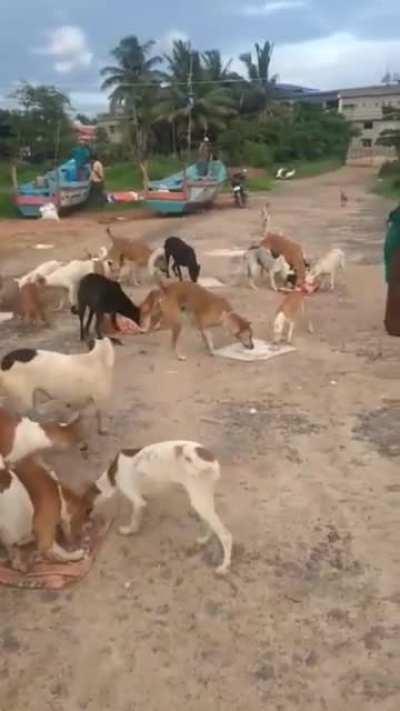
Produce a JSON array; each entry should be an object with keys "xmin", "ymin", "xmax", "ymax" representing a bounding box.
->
[
  {"xmin": 107, "ymin": 191, "xmax": 141, "ymax": 204},
  {"xmin": 0, "ymin": 517, "xmax": 112, "ymax": 590},
  {"xmin": 214, "ymin": 339, "xmax": 296, "ymax": 362}
]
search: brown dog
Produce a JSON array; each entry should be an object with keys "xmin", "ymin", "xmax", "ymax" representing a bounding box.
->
[
  {"xmin": 273, "ymin": 291, "xmax": 314, "ymax": 344},
  {"xmin": 261, "ymin": 233, "xmax": 306, "ymax": 287},
  {"xmin": 106, "ymin": 228, "xmax": 152, "ymax": 285},
  {"xmin": 0, "ymin": 275, "xmax": 48, "ymax": 325},
  {"xmin": 140, "ymin": 281, "xmax": 254, "ymax": 360},
  {"xmin": 0, "ymin": 455, "xmax": 97, "ymax": 571}
]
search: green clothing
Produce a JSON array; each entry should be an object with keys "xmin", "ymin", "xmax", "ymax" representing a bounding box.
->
[{"xmin": 384, "ymin": 206, "xmax": 400, "ymax": 283}]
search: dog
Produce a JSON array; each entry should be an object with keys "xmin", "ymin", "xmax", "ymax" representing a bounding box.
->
[
  {"xmin": 243, "ymin": 245, "xmax": 291, "ymax": 290},
  {"xmin": 261, "ymin": 233, "xmax": 306, "ymax": 287},
  {"xmin": 140, "ymin": 281, "xmax": 254, "ymax": 360},
  {"xmin": 273, "ymin": 291, "xmax": 314, "ymax": 344},
  {"xmin": 92, "ymin": 441, "xmax": 232, "ymax": 574},
  {"xmin": 75, "ymin": 273, "xmax": 141, "ymax": 341},
  {"xmin": 0, "ymin": 339, "xmax": 115, "ymax": 435},
  {"xmin": 340, "ymin": 190, "xmax": 348, "ymax": 207},
  {"xmin": 106, "ymin": 228, "xmax": 152, "ymax": 285},
  {"xmin": 0, "ymin": 455, "xmax": 94, "ymax": 571},
  {"xmin": 306, "ymin": 248, "xmax": 345, "ymax": 291},
  {"xmin": 164, "ymin": 237, "xmax": 201, "ymax": 282}
]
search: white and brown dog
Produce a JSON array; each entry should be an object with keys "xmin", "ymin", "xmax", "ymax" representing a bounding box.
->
[
  {"xmin": 273, "ymin": 291, "xmax": 314, "ymax": 344},
  {"xmin": 306, "ymin": 248, "xmax": 345, "ymax": 291},
  {"xmin": 93, "ymin": 441, "xmax": 233, "ymax": 574},
  {"xmin": 0, "ymin": 455, "xmax": 94, "ymax": 571}
]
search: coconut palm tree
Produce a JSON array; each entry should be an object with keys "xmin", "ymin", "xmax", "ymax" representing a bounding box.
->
[
  {"xmin": 100, "ymin": 35, "xmax": 163, "ymax": 187},
  {"xmin": 239, "ymin": 41, "xmax": 277, "ymax": 114},
  {"xmin": 161, "ymin": 41, "xmax": 237, "ymax": 155}
]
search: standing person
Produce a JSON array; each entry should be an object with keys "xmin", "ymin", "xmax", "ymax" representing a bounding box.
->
[
  {"xmin": 198, "ymin": 136, "xmax": 212, "ymax": 176},
  {"xmin": 384, "ymin": 204, "xmax": 400, "ymax": 335},
  {"xmin": 90, "ymin": 155, "xmax": 106, "ymax": 206}
]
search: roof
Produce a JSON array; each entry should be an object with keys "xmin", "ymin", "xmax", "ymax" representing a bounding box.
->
[{"xmin": 339, "ymin": 85, "xmax": 400, "ymax": 98}]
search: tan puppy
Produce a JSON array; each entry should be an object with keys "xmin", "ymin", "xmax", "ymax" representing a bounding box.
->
[
  {"xmin": 140, "ymin": 281, "xmax": 254, "ymax": 360},
  {"xmin": 273, "ymin": 291, "xmax": 314, "ymax": 344},
  {"xmin": 106, "ymin": 228, "xmax": 152, "ymax": 285}
]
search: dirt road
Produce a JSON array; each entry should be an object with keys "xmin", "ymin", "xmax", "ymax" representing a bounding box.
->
[{"xmin": 1, "ymin": 167, "xmax": 400, "ymax": 711}]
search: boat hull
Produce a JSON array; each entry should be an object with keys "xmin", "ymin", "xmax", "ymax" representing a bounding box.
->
[
  {"xmin": 14, "ymin": 185, "xmax": 90, "ymax": 218},
  {"xmin": 144, "ymin": 160, "xmax": 227, "ymax": 216}
]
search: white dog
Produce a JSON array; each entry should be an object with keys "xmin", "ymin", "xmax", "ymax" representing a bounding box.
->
[
  {"xmin": 306, "ymin": 248, "xmax": 345, "ymax": 291},
  {"xmin": 41, "ymin": 257, "xmax": 115, "ymax": 308},
  {"xmin": 94, "ymin": 441, "xmax": 233, "ymax": 574},
  {"xmin": 244, "ymin": 245, "xmax": 291, "ymax": 291},
  {"xmin": 16, "ymin": 261, "xmax": 63, "ymax": 288}
]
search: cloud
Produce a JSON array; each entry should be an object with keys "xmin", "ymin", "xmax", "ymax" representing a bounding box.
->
[
  {"xmin": 34, "ymin": 26, "xmax": 93, "ymax": 74},
  {"xmin": 275, "ymin": 32, "xmax": 400, "ymax": 89},
  {"xmin": 239, "ymin": 1, "xmax": 309, "ymax": 17},
  {"xmin": 229, "ymin": 32, "xmax": 400, "ymax": 89},
  {"xmin": 70, "ymin": 91, "xmax": 107, "ymax": 113}
]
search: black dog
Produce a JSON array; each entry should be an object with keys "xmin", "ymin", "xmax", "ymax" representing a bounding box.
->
[
  {"xmin": 164, "ymin": 236, "xmax": 201, "ymax": 282},
  {"xmin": 74, "ymin": 273, "xmax": 141, "ymax": 341}
]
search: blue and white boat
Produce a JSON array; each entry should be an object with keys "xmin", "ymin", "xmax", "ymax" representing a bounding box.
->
[{"xmin": 144, "ymin": 160, "xmax": 227, "ymax": 216}]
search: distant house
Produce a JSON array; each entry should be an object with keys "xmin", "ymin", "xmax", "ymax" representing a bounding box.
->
[
  {"xmin": 96, "ymin": 112, "xmax": 126, "ymax": 144},
  {"xmin": 338, "ymin": 85, "xmax": 400, "ymax": 163},
  {"xmin": 278, "ymin": 83, "xmax": 400, "ymax": 165}
]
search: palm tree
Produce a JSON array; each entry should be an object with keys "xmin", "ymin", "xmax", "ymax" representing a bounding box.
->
[
  {"xmin": 161, "ymin": 41, "xmax": 237, "ymax": 156},
  {"xmin": 100, "ymin": 35, "xmax": 163, "ymax": 187},
  {"xmin": 201, "ymin": 50, "xmax": 233, "ymax": 82},
  {"xmin": 239, "ymin": 41, "xmax": 277, "ymax": 114}
]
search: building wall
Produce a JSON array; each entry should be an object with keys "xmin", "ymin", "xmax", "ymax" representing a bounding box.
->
[{"xmin": 339, "ymin": 88, "xmax": 400, "ymax": 156}]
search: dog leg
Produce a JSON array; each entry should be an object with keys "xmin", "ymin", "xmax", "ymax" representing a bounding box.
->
[
  {"xmin": 307, "ymin": 320, "xmax": 314, "ymax": 334},
  {"xmin": 46, "ymin": 542, "xmax": 85, "ymax": 563},
  {"xmin": 187, "ymin": 483, "xmax": 232, "ymax": 575},
  {"xmin": 95, "ymin": 408, "xmax": 108, "ymax": 436},
  {"xmin": 172, "ymin": 323, "xmax": 186, "ymax": 361},
  {"xmin": 118, "ymin": 493, "xmax": 147, "ymax": 536},
  {"xmin": 287, "ymin": 321, "xmax": 295, "ymax": 344},
  {"xmin": 330, "ymin": 270, "xmax": 335, "ymax": 291},
  {"xmin": 270, "ymin": 271, "xmax": 278, "ymax": 291},
  {"xmin": 200, "ymin": 328, "xmax": 215, "ymax": 355}
]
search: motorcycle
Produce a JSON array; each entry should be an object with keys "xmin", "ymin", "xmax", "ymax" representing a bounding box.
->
[{"xmin": 231, "ymin": 172, "xmax": 248, "ymax": 208}]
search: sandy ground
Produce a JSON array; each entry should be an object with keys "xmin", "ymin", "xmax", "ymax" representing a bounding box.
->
[{"xmin": 1, "ymin": 167, "xmax": 400, "ymax": 711}]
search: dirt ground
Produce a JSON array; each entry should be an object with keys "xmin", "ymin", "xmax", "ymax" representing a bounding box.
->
[{"xmin": 1, "ymin": 167, "xmax": 400, "ymax": 711}]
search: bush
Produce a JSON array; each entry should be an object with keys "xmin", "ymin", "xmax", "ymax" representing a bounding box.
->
[{"xmin": 242, "ymin": 140, "xmax": 272, "ymax": 168}]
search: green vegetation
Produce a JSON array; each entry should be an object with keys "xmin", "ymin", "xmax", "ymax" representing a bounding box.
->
[
  {"xmin": 375, "ymin": 161, "xmax": 400, "ymax": 201},
  {"xmin": 0, "ymin": 34, "xmax": 354, "ymax": 218}
]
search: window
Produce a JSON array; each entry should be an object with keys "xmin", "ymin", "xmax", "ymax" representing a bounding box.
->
[
  {"xmin": 362, "ymin": 138, "xmax": 372, "ymax": 148},
  {"xmin": 363, "ymin": 121, "xmax": 373, "ymax": 129}
]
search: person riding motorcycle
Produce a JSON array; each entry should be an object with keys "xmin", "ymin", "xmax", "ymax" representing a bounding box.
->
[{"xmin": 231, "ymin": 169, "xmax": 247, "ymax": 207}]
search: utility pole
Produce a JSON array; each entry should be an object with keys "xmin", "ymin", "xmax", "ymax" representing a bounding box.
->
[{"xmin": 187, "ymin": 44, "xmax": 193, "ymax": 160}]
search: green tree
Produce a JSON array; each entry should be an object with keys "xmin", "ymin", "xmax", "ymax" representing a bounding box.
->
[
  {"xmin": 239, "ymin": 41, "xmax": 277, "ymax": 115},
  {"xmin": 10, "ymin": 82, "xmax": 74, "ymax": 162},
  {"xmin": 377, "ymin": 105, "xmax": 400, "ymax": 159},
  {"xmin": 100, "ymin": 35, "xmax": 163, "ymax": 186}
]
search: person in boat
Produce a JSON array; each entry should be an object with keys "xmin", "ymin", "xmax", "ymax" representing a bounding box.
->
[
  {"xmin": 72, "ymin": 145, "xmax": 91, "ymax": 181},
  {"xmin": 198, "ymin": 136, "xmax": 212, "ymax": 176},
  {"xmin": 384, "ymin": 204, "xmax": 400, "ymax": 336},
  {"xmin": 89, "ymin": 155, "xmax": 106, "ymax": 206}
]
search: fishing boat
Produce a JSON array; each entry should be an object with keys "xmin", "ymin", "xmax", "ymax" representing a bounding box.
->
[
  {"xmin": 143, "ymin": 160, "xmax": 227, "ymax": 216},
  {"xmin": 14, "ymin": 147, "xmax": 91, "ymax": 218}
]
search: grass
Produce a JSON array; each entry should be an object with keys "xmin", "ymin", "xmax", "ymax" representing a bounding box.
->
[
  {"xmin": 288, "ymin": 157, "xmax": 343, "ymax": 179},
  {"xmin": 373, "ymin": 162, "xmax": 400, "ymax": 201}
]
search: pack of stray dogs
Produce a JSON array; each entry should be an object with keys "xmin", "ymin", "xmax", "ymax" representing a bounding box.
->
[{"xmin": 0, "ymin": 207, "xmax": 345, "ymax": 580}]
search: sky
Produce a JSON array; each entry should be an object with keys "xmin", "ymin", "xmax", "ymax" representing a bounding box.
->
[{"xmin": 1, "ymin": 0, "xmax": 400, "ymax": 114}]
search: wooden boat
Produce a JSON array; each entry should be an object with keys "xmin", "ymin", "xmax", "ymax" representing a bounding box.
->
[
  {"xmin": 14, "ymin": 147, "xmax": 91, "ymax": 218},
  {"xmin": 143, "ymin": 160, "xmax": 227, "ymax": 215}
]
